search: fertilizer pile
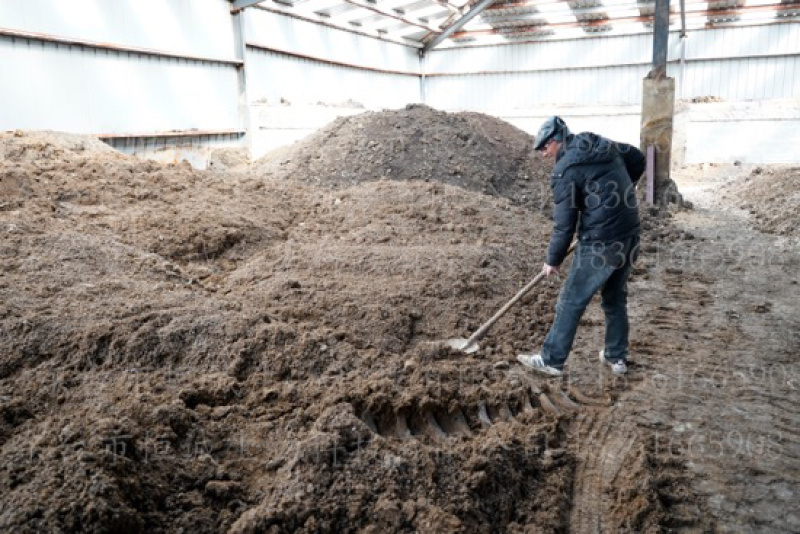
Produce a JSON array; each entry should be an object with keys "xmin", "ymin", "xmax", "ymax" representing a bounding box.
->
[
  {"xmin": 724, "ymin": 165, "xmax": 800, "ymax": 237},
  {"xmin": 0, "ymin": 118, "xmax": 702, "ymax": 533},
  {"xmin": 253, "ymin": 104, "xmax": 552, "ymax": 211}
]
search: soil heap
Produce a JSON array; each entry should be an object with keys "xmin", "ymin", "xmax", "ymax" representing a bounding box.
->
[
  {"xmin": 724, "ymin": 165, "xmax": 800, "ymax": 237},
  {"xmin": 0, "ymin": 127, "xmax": 567, "ymax": 533},
  {"xmin": 253, "ymin": 104, "xmax": 552, "ymax": 211},
  {"xmin": 0, "ymin": 118, "xmax": 690, "ymax": 533}
]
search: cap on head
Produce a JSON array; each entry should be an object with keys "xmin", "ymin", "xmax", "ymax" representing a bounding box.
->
[{"xmin": 533, "ymin": 116, "xmax": 570, "ymax": 151}]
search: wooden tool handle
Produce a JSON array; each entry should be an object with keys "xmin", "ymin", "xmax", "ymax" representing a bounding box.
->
[{"xmin": 464, "ymin": 242, "xmax": 577, "ymax": 348}]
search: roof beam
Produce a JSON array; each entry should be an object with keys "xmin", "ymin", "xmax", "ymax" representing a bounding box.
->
[
  {"xmin": 425, "ymin": 14, "xmax": 456, "ymax": 26},
  {"xmin": 343, "ymin": 0, "xmax": 443, "ymax": 31},
  {"xmin": 436, "ymin": 0, "xmax": 462, "ymax": 14},
  {"xmin": 231, "ymin": 0, "xmax": 267, "ymax": 13},
  {"xmin": 377, "ymin": 0, "xmax": 426, "ymax": 10},
  {"xmin": 387, "ymin": 20, "xmax": 435, "ymax": 36},
  {"xmin": 372, "ymin": 15, "xmax": 447, "ymax": 32},
  {"xmin": 402, "ymin": 4, "xmax": 452, "ymax": 18},
  {"xmin": 422, "ymin": 0, "xmax": 497, "ymax": 53},
  {"xmin": 392, "ymin": 25, "xmax": 433, "ymax": 36},
  {"xmin": 292, "ymin": 0, "xmax": 338, "ymax": 6},
  {"xmin": 291, "ymin": 0, "xmax": 349, "ymax": 15},
  {"xmin": 253, "ymin": 3, "xmax": 423, "ymax": 46},
  {"xmin": 369, "ymin": 16, "xmax": 412, "ymax": 29},
  {"xmin": 405, "ymin": 6, "xmax": 450, "ymax": 24},
  {"xmin": 329, "ymin": 5, "xmax": 375, "ymax": 21}
]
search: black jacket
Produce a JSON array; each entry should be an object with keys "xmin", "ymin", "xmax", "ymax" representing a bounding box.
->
[{"xmin": 547, "ymin": 132, "xmax": 645, "ymax": 267}]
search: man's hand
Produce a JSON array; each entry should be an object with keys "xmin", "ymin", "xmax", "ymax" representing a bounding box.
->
[{"xmin": 542, "ymin": 263, "xmax": 559, "ymax": 277}]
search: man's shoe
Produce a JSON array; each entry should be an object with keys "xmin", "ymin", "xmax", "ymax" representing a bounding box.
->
[
  {"xmin": 517, "ymin": 353, "xmax": 563, "ymax": 377},
  {"xmin": 599, "ymin": 349, "xmax": 627, "ymax": 375}
]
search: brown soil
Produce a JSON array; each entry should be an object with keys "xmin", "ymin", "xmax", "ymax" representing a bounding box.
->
[
  {"xmin": 207, "ymin": 148, "xmax": 252, "ymax": 172},
  {"xmin": 722, "ymin": 165, "xmax": 800, "ymax": 237},
  {"xmin": 252, "ymin": 104, "xmax": 552, "ymax": 212},
  {"xmin": 1, "ymin": 115, "xmax": 798, "ymax": 534},
  {"xmin": 689, "ymin": 96, "xmax": 723, "ymax": 103}
]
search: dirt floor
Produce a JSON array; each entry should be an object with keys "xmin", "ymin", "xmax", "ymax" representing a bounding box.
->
[{"xmin": 0, "ymin": 113, "xmax": 798, "ymax": 533}]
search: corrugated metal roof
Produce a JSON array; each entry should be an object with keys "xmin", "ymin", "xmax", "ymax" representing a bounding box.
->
[{"xmin": 243, "ymin": 0, "xmax": 800, "ymax": 48}]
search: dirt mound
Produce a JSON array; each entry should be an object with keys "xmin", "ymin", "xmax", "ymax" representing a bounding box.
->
[
  {"xmin": 208, "ymin": 147, "xmax": 251, "ymax": 171},
  {"xmin": 1, "ymin": 130, "xmax": 702, "ymax": 533},
  {"xmin": 689, "ymin": 96, "xmax": 723, "ymax": 103},
  {"xmin": 0, "ymin": 130, "xmax": 122, "ymax": 162},
  {"xmin": 252, "ymin": 104, "xmax": 551, "ymax": 211},
  {"xmin": 724, "ymin": 165, "xmax": 800, "ymax": 237},
  {"xmin": 0, "ymin": 129, "xmax": 570, "ymax": 532}
]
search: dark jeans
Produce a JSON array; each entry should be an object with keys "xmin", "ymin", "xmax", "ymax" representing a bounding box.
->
[{"xmin": 541, "ymin": 235, "xmax": 639, "ymax": 370}]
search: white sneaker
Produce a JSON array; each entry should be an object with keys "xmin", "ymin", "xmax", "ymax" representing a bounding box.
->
[
  {"xmin": 517, "ymin": 353, "xmax": 563, "ymax": 377},
  {"xmin": 599, "ymin": 349, "xmax": 627, "ymax": 374}
]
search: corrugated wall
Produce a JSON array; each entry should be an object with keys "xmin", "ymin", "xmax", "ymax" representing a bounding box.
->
[
  {"xmin": 247, "ymin": 48, "xmax": 419, "ymax": 109},
  {"xmin": 425, "ymin": 24, "xmax": 800, "ymax": 109},
  {"xmin": 0, "ymin": 0, "xmax": 240, "ymax": 137},
  {"xmin": 683, "ymin": 100, "xmax": 800, "ymax": 164},
  {"xmin": 0, "ymin": 38, "xmax": 240, "ymax": 134},
  {"xmin": 243, "ymin": 8, "xmax": 421, "ymax": 157},
  {"xmin": 105, "ymin": 132, "xmax": 244, "ymax": 167},
  {"xmin": 0, "ymin": 0, "xmax": 235, "ymax": 58},
  {"xmin": 245, "ymin": 8, "xmax": 420, "ymax": 108},
  {"xmin": 1, "ymin": 1, "xmax": 797, "ymax": 164},
  {"xmin": 678, "ymin": 24, "xmax": 800, "ymax": 100},
  {"xmin": 424, "ymin": 66, "xmax": 650, "ymax": 108}
]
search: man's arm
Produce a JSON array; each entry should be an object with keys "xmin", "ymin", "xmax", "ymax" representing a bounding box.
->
[
  {"xmin": 616, "ymin": 142, "xmax": 646, "ymax": 183},
  {"xmin": 547, "ymin": 175, "xmax": 579, "ymax": 267}
]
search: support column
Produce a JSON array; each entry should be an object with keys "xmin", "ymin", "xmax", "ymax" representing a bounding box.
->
[
  {"xmin": 418, "ymin": 51, "xmax": 427, "ymax": 104},
  {"xmin": 232, "ymin": 9, "xmax": 251, "ymax": 153},
  {"xmin": 640, "ymin": 0, "xmax": 681, "ymax": 206},
  {"xmin": 641, "ymin": 77, "xmax": 678, "ymax": 206}
]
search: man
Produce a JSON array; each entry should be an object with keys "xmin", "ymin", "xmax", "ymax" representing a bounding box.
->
[{"xmin": 518, "ymin": 116, "xmax": 645, "ymax": 376}]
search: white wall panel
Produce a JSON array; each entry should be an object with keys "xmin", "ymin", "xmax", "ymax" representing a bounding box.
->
[
  {"xmin": 676, "ymin": 55, "xmax": 800, "ymax": 101},
  {"xmin": 105, "ymin": 133, "xmax": 243, "ymax": 169},
  {"xmin": 686, "ymin": 24, "xmax": 800, "ymax": 61},
  {"xmin": 247, "ymin": 48, "xmax": 419, "ymax": 108},
  {"xmin": 426, "ymin": 65, "xmax": 650, "ymax": 109},
  {"xmin": 503, "ymin": 110, "xmax": 641, "ymax": 147},
  {"xmin": 428, "ymin": 25, "xmax": 800, "ymax": 75},
  {"xmin": 0, "ymin": 0, "xmax": 235, "ymax": 58},
  {"xmin": 426, "ymin": 33, "xmax": 655, "ymax": 73},
  {"xmin": 426, "ymin": 25, "xmax": 800, "ymax": 111},
  {"xmin": 1, "ymin": 0, "xmax": 797, "ymax": 166},
  {"xmin": 245, "ymin": 8, "xmax": 419, "ymax": 72},
  {"xmin": 0, "ymin": 36, "xmax": 239, "ymax": 134},
  {"xmin": 686, "ymin": 118, "xmax": 800, "ymax": 164}
]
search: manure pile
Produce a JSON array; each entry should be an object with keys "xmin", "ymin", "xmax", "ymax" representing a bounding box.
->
[
  {"xmin": 253, "ymin": 104, "xmax": 552, "ymax": 211},
  {"xmin": 0, "ymin": 114, "xmax": 690, "ymax": 533},
  {"xmin": 724, "ymin": 165, "xmax": 800, "ymax": 237}
]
